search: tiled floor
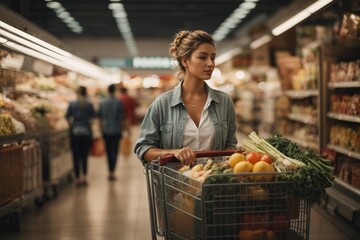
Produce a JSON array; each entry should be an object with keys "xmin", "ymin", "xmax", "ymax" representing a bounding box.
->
[{"xmin": 1, "ymin": 126, "xmax": 359, "ymax": 239}]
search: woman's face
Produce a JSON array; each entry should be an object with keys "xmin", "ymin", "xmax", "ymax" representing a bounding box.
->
[{"xmin": 183, "ymin": 43, "xmax": 216, "ymax": 81}]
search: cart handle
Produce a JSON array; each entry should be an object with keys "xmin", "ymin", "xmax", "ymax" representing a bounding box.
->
[{"xmin": 159, "ymin": 149, "xmax": 242, "ymax": 166}]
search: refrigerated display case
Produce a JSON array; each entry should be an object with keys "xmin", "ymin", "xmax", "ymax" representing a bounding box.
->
[
  {"xmin": 275, "ymin": 45, "xmax": 321, "ymax": 152},
  {"xmin": 320, "ymin": 42, "xmax": 360, "ymax": 228}
]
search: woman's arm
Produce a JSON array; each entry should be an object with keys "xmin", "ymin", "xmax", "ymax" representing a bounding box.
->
[{"xmin": 143, "ymin": 147, "xmax": 196, "ymax": 165}]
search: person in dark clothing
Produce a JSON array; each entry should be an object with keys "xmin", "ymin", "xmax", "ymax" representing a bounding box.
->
[
  {"xmin": 98, "ymin": 84, "xmax": 126, "ymax": 180},
  {"xmin": 65, "ymin": 86, "xmax": 95, "ymax": 187}
]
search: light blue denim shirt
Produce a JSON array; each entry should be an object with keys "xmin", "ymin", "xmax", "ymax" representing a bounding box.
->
[
  {"xmin": 134, "ymin": 81, "xmax": 238, "ymax": 162},
  {"xmin": 98, "ymin": 96, "xmax": 125, "ymax": 136}
]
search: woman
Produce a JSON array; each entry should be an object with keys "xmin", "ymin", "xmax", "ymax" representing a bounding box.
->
[
  {"xmin": 134, "ymin": 30, "xmax": 238, "ymax": 165},
  {"xmin": 65, "ymin": 86, "xmax": 95, "ymax": 187}
]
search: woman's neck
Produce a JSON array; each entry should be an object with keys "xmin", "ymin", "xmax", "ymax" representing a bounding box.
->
[{"xmin": 182, "ymin": 79, "xmax": 206, "ymax": 97}]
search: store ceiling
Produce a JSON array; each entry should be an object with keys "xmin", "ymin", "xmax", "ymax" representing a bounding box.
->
[{"xmin": 1, "ymin": 0, "xmax": 296, "ymax": 54}]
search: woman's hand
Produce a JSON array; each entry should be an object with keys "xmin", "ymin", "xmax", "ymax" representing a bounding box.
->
[{"xmin": 174, "ymin": 147, "xmax": 196, "ymax": 166}]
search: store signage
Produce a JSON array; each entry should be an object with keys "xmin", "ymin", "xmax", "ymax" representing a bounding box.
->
[{"xmin": 97, "ymin": 57, "xmax": 173, "ymax": 70}]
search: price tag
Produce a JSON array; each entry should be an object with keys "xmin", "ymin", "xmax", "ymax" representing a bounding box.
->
[{"xmin": 33, "ymin": 60, "xmax": 53, "ymax": 76}]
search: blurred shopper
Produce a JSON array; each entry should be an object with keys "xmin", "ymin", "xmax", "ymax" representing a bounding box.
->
[
  {"xmin": 65, "ymin": 86, "xmax": 95, "ymax": 187},
  {"xmin": 119, "ymin": 86, "xmax": 139, "ymax": 127},
  {"xmin": 118, "ymin": 86, "xmax": 138, "ymax": 157},
  {"xmin": 98, "ymin": 84, "xmax": 126, "ymax": 180},
  {"xmin": 134, "ymin": 30, "xmax": 238, "ymax": 165}
]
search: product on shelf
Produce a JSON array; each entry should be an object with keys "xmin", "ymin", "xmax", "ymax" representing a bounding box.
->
[
  {"xmin": 329, "ymin": 125, "xmax": 360, "ymax": 153},
  {"xmin": 351, "ymin": 163, "xmax": 360, "ymax": 189},
  {"xmin": 339, "ymin": 12, "xmax": 360, "ymax": 41},
  {"xmin": 330, "ymin": 94, "xmax": 360, "ymax": 116},
  {"xmin": 329, "ymin": 60, "xmax": 360, "ymax": 82}
]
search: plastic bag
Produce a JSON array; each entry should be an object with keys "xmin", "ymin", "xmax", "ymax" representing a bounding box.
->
[{"xmin": 91, "ymin": 138, "xmax": 105, "ymax": 156}]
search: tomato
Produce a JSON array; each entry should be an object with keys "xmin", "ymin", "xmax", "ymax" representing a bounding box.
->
[
  {"xmin": 246, "ymin": 152, "xmax": 263, "ymax": 164},
  {"xmin": 260, "ymin": 154, "xmax": 272, "ymax": 164}
]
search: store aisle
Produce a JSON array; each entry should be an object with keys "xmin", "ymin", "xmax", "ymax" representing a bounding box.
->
[{"xmin": 1, "ymin": 126, "xmax": 359, "ymax": 240}]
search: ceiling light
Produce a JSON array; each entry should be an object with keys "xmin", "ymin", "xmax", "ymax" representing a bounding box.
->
[
  {"xmin": 240, "ymin": 2, "xmax": 257, "ymax": 10},
  {"xmin": 46, "ymin": 1, "xmax": 61, "ymax": 9},
  {"xmin": 250, "ymin": 34, "xmax": 272, "ymax": 49},
  {"xmin": 0, "ymin": 36, "xmax": 7, "ymax": 43},
  {"xmin": 212, "ymin": 2, "xmax": 255, "ymax": 42},
  {"xmin": 271, "ymin": 0, "xmax": 335, "ymax": 36},
  {"xmin": 108, "ymin": 3, "xmax": 123, "ymax": 10},
  {"xmin": 306, "ymin": 0, "xmax": 334, "ymax": 13},
  {"xmin": 54, "ymin": 7, "xmax": 65, "ymax": 14},
  {"xmin": 0, "ymin": 21, "xmax": 111, "ymax": 80},
  {"xmin": 272, "ymin": 10, "xmax": 311, "ymax": 36},
  {"xmin": 63, "ymin": 17, "xmax": 74, "ymax": 23},
  {"xmin": 0, "ymin": 20, "xmax": 72, "ymax": 57},
  {"xmin": 0, "ymin": 28, "xmax": 66, "ymax": 60},
  {"xmin": 57, "ymin": 11, "xmax": 70, "ymax": 19},
  {"xmin": 4, "ymin": 41, "xmax": 67, "ymax": 68},
  {"xmin": 215, "ymin": 47, "xmax": 243, "ymax": 66},
  {"xmin": 109, "ymin": 3, "xmax": 138, "ymax": 56},
  {"xmin": 45, "ymin": 1, "xmax": 83, "ymax": 34}
]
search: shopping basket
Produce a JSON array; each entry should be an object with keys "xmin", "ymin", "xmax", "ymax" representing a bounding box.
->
[{"xmin": 145, "ymin": 150, "xmax": 311, "ymax": 240}]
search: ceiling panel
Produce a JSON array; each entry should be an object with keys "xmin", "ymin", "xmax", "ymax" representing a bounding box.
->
[{"xmin": 1, "ymin": 0, "xmax": 296, "ymax": 39}]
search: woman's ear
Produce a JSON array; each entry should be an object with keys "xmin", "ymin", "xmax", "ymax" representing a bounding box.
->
[{"xmin": 181, "ymin": 57, "xmax": 187, "ymax": 68}]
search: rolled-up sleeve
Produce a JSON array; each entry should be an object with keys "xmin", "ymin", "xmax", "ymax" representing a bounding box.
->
[{"xmin": 134, "ymin": 100, "xmax": 161, "ymax": 162}]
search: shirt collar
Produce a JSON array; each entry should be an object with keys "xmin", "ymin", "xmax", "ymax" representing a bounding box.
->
[{"xmin": 170, "ymin": 80, "xmax": 220, "ymax": 107}]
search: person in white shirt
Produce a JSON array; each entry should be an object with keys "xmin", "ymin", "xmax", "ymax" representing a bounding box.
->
[{"xmin": 134, "ymin": 30, "xmax": 238, "ymax": 165}]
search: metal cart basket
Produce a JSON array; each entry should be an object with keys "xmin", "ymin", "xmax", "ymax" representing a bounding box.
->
[{"xmin": 145, "ymin": 150, "xmax": 311, "ymax": 240}]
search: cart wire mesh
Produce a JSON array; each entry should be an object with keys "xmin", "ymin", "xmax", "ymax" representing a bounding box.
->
[{"xmin": 146, "ymin": 156, "xmax": 311, "ymax": 240}]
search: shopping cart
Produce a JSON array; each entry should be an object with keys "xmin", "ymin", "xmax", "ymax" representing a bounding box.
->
[{"xmin": 145, "ymin": 150, "xmax": 311, "ymax": 240}]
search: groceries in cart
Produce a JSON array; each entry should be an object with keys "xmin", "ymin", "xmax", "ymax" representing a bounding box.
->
[
  {"xmin": 147, "ymin": 131, "xmax": 335, "ymax": 240},
  {"xmin": 175, "ymin": 131, "xmax": 334, "ymax": 205}
]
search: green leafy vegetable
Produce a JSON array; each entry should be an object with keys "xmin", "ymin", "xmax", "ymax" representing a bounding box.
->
[{"xmin": 266, "ymin": 133, "xmax": 335, "ymax": 204}]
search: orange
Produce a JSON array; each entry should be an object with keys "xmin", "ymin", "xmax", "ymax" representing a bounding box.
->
[
  {"xmin": 266, "ymin": 230, "xmax": 275, "ymax": 239},
  {"xmin": 237, "ymin": 230, "xmax": 253, "ymax": 240},
  {"xmin": 234, "ymin": 161, "xmax": 253, "ymax": 174},
  {"xmin": 253, "ymin": 229, "xmax": 266, "ymax": 239},
  {"xmin": 228, "ymin": 153, "xmax": 246, "ymax": 168},
  {"xmin": 252, "ymin": 161, "xmax": 275, "ymax": 182}
]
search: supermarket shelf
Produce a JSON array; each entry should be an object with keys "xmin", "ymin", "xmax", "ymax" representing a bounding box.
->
[
  {"xmin": 285, "ymin": 89, "xmax": 318, "ymax": 99},
  {"xmin": 284, "ymin": 135, "xmax": 319, "ymax": 151},
  {"xmin": 334, "ymin": 177, "xmax": 360, "ymax": 199},
  {"xmin": 0, "ymin": 134, "xmax": 24, "ymax": 146},
  {"xmin": 0, "ymin": 199, "xmax": 21, "ymax": 218},
  {"xmin": 328, "ymin": 81, "xmax": 360, "ymax": 89},
  {"xmin": 326, "ymin": 187, "xmax": 360, "ymax": 223},
  {"xmin": 287, "ymin": 113, "xmax": 317, "ymax": 125},
  {"xmin": 327, "ymin": 112, "xmax": 360, "ymax": 123},
  {"xmin": 22, "ymin": 188, "xmax": 44, "ymax": 208},
  {"xmin": 327, "ymin": 144, "xmax": 360, "ymax": 161}
]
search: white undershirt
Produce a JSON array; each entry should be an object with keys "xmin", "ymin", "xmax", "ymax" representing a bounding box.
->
[{"xmin": 182, "ymin": 96, "xmax": 214, "ymax": 151}]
